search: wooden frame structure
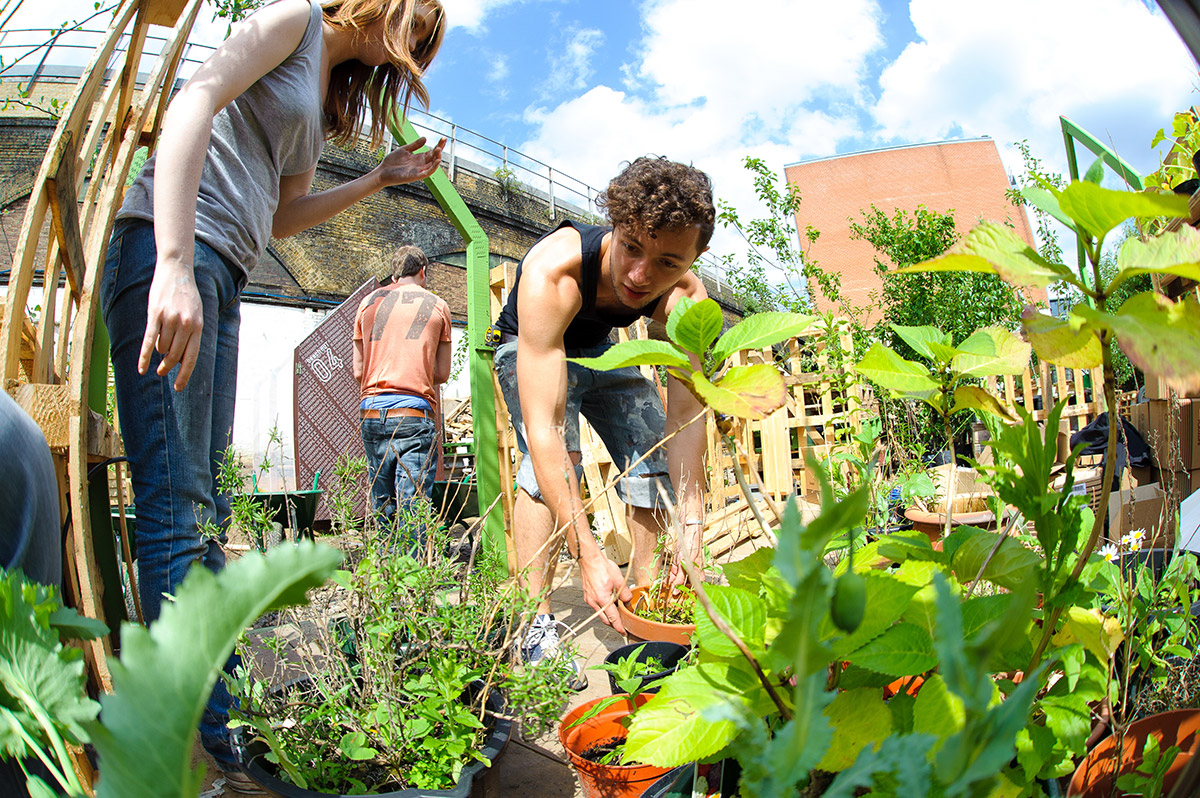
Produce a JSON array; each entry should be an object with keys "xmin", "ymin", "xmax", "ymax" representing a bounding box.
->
[{"xmin": 1, "ymin": 0, "xmax": 204, "ymax": 690}]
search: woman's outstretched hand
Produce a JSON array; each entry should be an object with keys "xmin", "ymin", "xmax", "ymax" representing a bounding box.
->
[{"xmin": 375, "ymin": 136, "xmax": 447, "ymax": 187}]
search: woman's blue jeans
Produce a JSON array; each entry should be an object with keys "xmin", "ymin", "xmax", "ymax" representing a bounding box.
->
[{"xmin": 100, "ymin": 219, "xmax": 244, "ymax": 767}]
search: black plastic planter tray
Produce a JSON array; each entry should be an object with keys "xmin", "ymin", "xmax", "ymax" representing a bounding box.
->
[{"xmin": 238, "ymin": 681, "xmax": 511, "ymax": 798}]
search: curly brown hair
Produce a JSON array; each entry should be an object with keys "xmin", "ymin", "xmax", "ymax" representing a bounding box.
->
[{"xmin": 597, "ymin": 156, "xmax": 715, "ymax": 251}]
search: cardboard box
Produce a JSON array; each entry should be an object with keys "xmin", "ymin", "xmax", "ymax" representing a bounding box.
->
[
  {"xmin": 1130, "ymin": 402, "xmax": 1151, "ymax": 441},
  {"xmin": 1146, "ymin": 399, "xmax": 1194, "ymax": 471},
  {"xmin": 1107, "ymin": 482, "xmax": 1168, "ymax": 548}
]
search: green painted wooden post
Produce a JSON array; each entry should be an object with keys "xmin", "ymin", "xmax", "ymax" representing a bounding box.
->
[
  {"xmin": 388, "ymin": 116, "xmax": 506, "ymax": 565},
  {"xmin": 1059, "ymin": 116, "xmax": 1146, "ymax": 293}
]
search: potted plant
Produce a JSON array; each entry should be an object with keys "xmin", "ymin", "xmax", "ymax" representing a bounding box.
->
[
  {"xmin": 229, "ymin": 493, "xmax": 574, "ymax": 797},
  {"xmin": 1068, "ymin": 709, "xmax": 1200, "ymax": 797},
  {"xmin": 597, "ymin": 641, "xmax": 690, "ymax": 695},
  {"xmin": 617, "ymin": 583, "xmax": 697, "ymax": 646},
  {"xmin": 853, "ymin": 323, "xmax": 1028, "ymax": 544},
  {"xmin": 558, "ymin": 687, "xmax": 671, "ymax": 798}
]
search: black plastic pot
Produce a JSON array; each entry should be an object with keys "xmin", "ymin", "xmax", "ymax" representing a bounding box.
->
[
  {"xmin": 642, "ymin": 759, "xmax": 739, "ymax": 797},
  {"xmin": 604, "ymin": 641, "xmax": 689, "ymax": 695},
  {"xmin": 237, "ymin": 681, "xmax": 511, "ymax": 798}
]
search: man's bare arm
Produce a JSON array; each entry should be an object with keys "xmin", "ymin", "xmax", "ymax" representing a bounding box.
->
[
  {"xmin": 515, "ymin": 230, "xmax": 632, "ymax": 629},
  {"xmin": 434, "ymin": 339, "xmax": 452, "ymax": 385}
]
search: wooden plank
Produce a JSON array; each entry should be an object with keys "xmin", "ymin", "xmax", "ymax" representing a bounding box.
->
[
  {"xmin": 2, "ymin": 191, "xmax": 49, "ymax": 387},
  {"xmin": 46, "ymin": 132, "xmax": 86, "ymax": 299},
  {"xmin": 142, "ymin": 0, "xmax": 191, "ymax": 31},
  {"xmin": 35, "ymin": 242, "xmax": 64, "ymax": 384},
  {"xmin": 12, "ymin": 383, "xmax": 123, "ymax": 459},
  {"xmin": 66, "ymin": 416, "xmax": 114, "ymax": 692}
]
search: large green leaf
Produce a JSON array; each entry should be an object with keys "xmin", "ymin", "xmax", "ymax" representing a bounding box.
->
[
  {"xmin": 899, "ymin": 222, "xmax": 1071, "ymax": 290},
  {"xmin": 693, "ymin": 365, "xmax": 787, "ymax": 419},
  {"xmin": 91, "ymin": 543, "xmax": 343, "ymax": 798},
  {"xmin": 1105, "ymin": 292, "xmax": 1200, "ymax": 395},
  {"xmin": 1057, "ymin": 181, "xmax": 1189, "ymax": 240},
  {"xmin": 951, "ymin": 327, "xmax": 1031, "ymax": 378},
  {"xmin": 853, "ymin": 343, "xmax": 939, "ymax": 401},
  {"xmin": 666, "ymin": 297, "xmax": 724, "ymax": 357},
  {"xmin": 829, "ymin": 572, "xmax": 921, "ymax": 658},
  {"xmin": 569, "ymin": 339, "xmax": 692, "ymax": 372},
  {"xmin": 892, "ymin": 326, "xmax": 950, "ymax": 362},
  {"xmin": 1022, "ymin": 310, "xmax": 1102, "ymax": 369},
  {"xmin": 1112, "ymin": 225, "xmax": 1200, "ymax": 293},
  {"xmin": 710, "ymin": 312, "xmax": 817, "ymax": 366},
  {"xmin": 0, "ymin": 572, "xmax": 100, "ymax": 770},
  {"xmin": 816, "ymin": 688, "xmax": 893, "ymax": 772},
  {"xmin": 694, "ymin": 584, "xmax": 767, "ymax": 658},
  {"xmin": 948, "ymin": 530, "xmax": 1041, "ymax": 592},
  {"xmin": 950, "ymin": 385, "xmax": 1016, "ymax": 422},
  {"xmin": 822, "ymin": 733, "xmax": 936, "ymax": 798},
  {"xmin": 624, "ymin": 661, "xmax": 767, "ymax": 767},
  {"xmin": 1021, "ymin": 186, "xmax": 1074, "ymax": 229},
  {"xmin": 843, "ymin": 622, "xmax": 937, "ymax": 676},
  {"xmin": 912, "ymin": 674, "xmax": 964, "ymax": 747}
]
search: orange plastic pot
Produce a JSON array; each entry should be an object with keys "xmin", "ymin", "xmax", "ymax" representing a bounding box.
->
[
  {"xmin": 617, "ymin": 586, "xmax": 695, "ymax": 646},
  {"xmin": 1067, "ymin": 709, "xmax": 1200, "ymax": 797},
  {"xmin": 559, "ymin": 693, "xmax": 671, "ymax": 798}
]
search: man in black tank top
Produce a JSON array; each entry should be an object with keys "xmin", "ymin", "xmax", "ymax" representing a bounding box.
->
[{"xmin": 492, "ymin": 157, "xmax": 715, "ymax": 682}]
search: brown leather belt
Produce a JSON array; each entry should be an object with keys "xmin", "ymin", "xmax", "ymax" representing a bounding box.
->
[{"xmin": 360, "ymin": 407, "xmax": 429, "ymax": 420}]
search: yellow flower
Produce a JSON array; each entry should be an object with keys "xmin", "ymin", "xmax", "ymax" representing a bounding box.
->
[{"xmin": 1099, "ymin": 544, "xmax": 1119, "ymax": 564}]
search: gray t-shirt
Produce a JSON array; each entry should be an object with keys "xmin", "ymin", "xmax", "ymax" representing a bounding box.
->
[{"xmin": 118, "ymin": 0, "xmax": 326, "ymax": 277}]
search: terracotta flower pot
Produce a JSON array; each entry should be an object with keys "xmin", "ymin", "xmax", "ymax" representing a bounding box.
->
[
  {"xmin": 883, "ymin": 675, "xmax": 924, "ymax": 699},
  {"xmin": 617, "ymin": 586, "xmax": 696, "ymax": 646},
  {"xmin": 558, "ymin": 693, "xmax": 672, "ymax": 798},
  {"xmin": 904, "ymin": 506, "xmax": 1004, "ymax": 548},
  {"xmin": 1067, "ymin": 709, "xmax": 1200, "ymax": 797}
]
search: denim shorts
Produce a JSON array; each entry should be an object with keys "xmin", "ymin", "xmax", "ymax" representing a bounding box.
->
[{"xmin": 493, "ymin": 340, "xmax": 674, "ymax": 509}]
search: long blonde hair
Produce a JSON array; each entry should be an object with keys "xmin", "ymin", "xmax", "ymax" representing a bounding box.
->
[{"xmin": 322, "ymin": 0, "xmax": 445, "ymax": 147}]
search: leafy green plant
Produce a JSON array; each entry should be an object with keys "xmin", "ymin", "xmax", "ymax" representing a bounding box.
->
[
  {"xmin": 905, "ymin": 168, "xmax": 1200, "ymax": 614},
  {"xmin": 853, "ymin": 323, "xmax": 1030, "ymax": 537},
  {"xmin": 0, "ymin": 570, "xmax": 107, "ymax": 798},
  {"xmin": 493, "ymin": 165, "xmax": 519, "ymax": 200},
  {"xmin": 232, "ymin": 502, "xmax": 572, "ymax": 794},
  {"xmin": 589, "ymin": 644, "xmax": 668, "ymax": 695},
  {"xmin": 1114, "ymin": 735, "xmax": 1182, "ymax": 798},
  {"xmin": 0, "ymin": 544, "xmax": 340, "ymax": 798},
  {"xmin": 715, "ymin": 156, "xmax": 826, "ymax": 313}
]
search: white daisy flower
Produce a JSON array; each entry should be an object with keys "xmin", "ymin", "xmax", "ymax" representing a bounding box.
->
[
  {"xmin": 1099, "ymin": 544, "xmax": 1119, "ymax": 564},
  {"xmin": 1121, "ymin": 528, "xmax": 1146, "ymax": 552}
]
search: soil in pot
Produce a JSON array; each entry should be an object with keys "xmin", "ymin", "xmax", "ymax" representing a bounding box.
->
[
  {"xmin": 1067, "ymin": 708, "xmax": 1200, "ymax": 797},
  {"xmin": 559, "ymin": 693, "xmax": 672, "ymax": 798},
  {"xmin": 603, "ymin": 640, "xmax": 689, "ymax": 695},
  {"xmin": 617, "ymin": 586, "xmax": 696, "ymax": 646}
]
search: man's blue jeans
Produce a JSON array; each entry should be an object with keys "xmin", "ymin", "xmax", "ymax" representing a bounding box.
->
[
  {"xmin": 361, "ymin": 414, "xmax": 436, "ymax": 548},
  {"xmin": 100, "ymin": 219, "xmax": 244, "ymax": 767}
]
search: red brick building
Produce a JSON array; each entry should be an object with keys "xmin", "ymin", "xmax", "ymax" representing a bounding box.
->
[{"xmin": 784, "ymin": 138, "xmax": 1041, "ymax": 320}]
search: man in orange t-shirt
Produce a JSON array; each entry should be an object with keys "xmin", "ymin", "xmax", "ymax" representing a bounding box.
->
[{"xmin": 353, "ymin": 245, "xmax": 452, "ymax": 536}]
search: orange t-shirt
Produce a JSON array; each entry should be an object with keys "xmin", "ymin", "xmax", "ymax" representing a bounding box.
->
[{"xmin": 354, "ymin": 283, "xmax": 452, "ymax": 404}]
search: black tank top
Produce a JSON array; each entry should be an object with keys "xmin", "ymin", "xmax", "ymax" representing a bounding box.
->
[{"xmin": 495, "ymin": 220, "xmax": 661, "ymax": 349}]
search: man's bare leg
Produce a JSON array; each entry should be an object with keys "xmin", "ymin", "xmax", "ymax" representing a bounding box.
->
[
  {"xmin": 627, "ymin": 505, "xmax": 666, "ymax": 588},
  {"xmin": 513, "ymin": 488, "xmax": 558, "ymax": 615}
]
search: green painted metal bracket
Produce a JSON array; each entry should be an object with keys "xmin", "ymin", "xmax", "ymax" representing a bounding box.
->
[
  {"xmin": 1060, "ymin": 116, "xmax": 1147, "ymax": 293},
  {"xmin": 388, "ymin": 116, "xmax": 506, "ymax": 566}
]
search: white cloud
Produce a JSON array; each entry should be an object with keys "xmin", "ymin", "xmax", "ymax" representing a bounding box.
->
[
  {"xmin": 444, "ymin": 0, "xmax": 524, "ymax": 33},
  {"xmin": 541, "ymin": 26, "xmax": 604, "ymax": 98},
  {"xmin": 873, "ymin": 0, "xmax": 1197, "ymax": 179},
  {"xmin": 519, "ymin": 0, "xmax": 885, "ymax": 253}
]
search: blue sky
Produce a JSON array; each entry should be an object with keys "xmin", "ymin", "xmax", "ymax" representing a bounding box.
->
[{"xmin": 13, "ymin": 0, "xmax": 1200, "ymax": 259}]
